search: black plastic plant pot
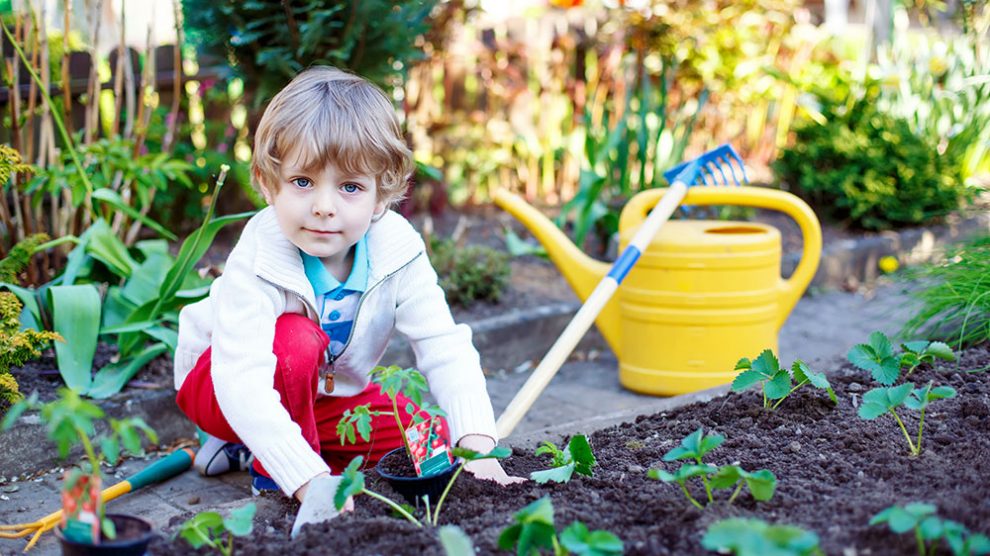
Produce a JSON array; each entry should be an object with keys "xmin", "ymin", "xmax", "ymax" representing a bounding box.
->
[
  {"xmin": 375, "ymin": 447, "xmax": 457, "ymax": 507},
  {"xmin": 55, "ymin": 514, "xmax": 154, "ymax": 556}
]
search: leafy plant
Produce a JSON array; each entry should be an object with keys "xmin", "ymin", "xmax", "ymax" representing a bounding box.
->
[
  {"xmin": 774, "ymin": 85, "xmax": 977, "ymax": 231},
  {"xmin": 647, "ymin": 428, "xmax": 777, "ymax": 510},
  {"xmin": 0, "ymin": 292, "xmax": 62, "ymax": 415},
  {"xmin": 702, "ymin": 518, "xmax": 823, "ymax": 556},
  {"xmin": 847, "ymin": 331, "xmax": 956, "ymax": 385},
  {"xmin": 438, "ymin": 525, "xmax": 475, "ymax": 556},
  {"xmin": 870, "ymin": 502, "xmax": 990, "ymax": 556},
  {"xmin": 901, "ymin": 236, "xmax": 990, "ymax": 350},
  {"xmin": 1, "ymin": 389, "xmax": 157, "ymax": 542},
  {"xmin": 182, "ymin": 0, "xmax": 437, "ymax": 105},
  {"xmin": 858, "ymin": 381, "xmax": 957, "ymax": 456},
  {"xmin": 428, "ymin": 238, "xmax": 510, "ymax": 307},
  {"xmin": 497, "ymin": 496, "xmax": 623, "ymax": 556},
  {"xmin": 334, "ymin": 446, "xmax": 510, "ymax": 527},
  {"xmin": 530, "ymin": 434, "xmax": 597, "ymax": 484},
  {"xmin": 732, "ymin": 349, "xmax": 836, "ymax": 410},
  {"xmin": 177, "ymin": 502, "xmax": 256, "ymax": 556}
]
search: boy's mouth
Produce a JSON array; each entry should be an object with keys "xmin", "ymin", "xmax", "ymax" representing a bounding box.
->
[{"xmin": 304, "ymin": 228, "xmax": 339, "ymax": 235}]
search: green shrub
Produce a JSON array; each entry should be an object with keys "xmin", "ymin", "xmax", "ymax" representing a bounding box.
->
[
  {"xmin": 0, "ymin": 292, "xmax": 61, "ymax": 415},
  {"xmin": 901, "ymin": 235, "xmax": 990, "ymax": 350},
  {"xmin": 774, "ymin": 92, "xmax": 976, "ymax": 231},
  {"xmin": 428, "ymin": 239, "xmax": 509, "ymax": 308}
]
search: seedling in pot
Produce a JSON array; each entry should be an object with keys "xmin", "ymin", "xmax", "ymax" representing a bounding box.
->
[
  {"xmin": 647, "ymin": 428, "xmax": 777, "ymax": 509},
  {"xmin": 497, "ymin": 496, "xmax": 623, "ymax": 556},
  {"xmin": 858, "ymin": 381, "xmax": 957, "ymax": 456},
  {"xmin": 870, "ymin": 502, "xmax": 990, "ymax": 556},
  {"xmin": 0, "ymin": 389, "xmax": 157, "ymax": 545},
  {"xmin": 732, "ymin": 349, "xmax": 836, "ymax": 410},
  {"xmin": 334, "ymin": 445, "xmax": 510, "ymax": 527},
  {"xmin": 530, "ymin": 434, "xmax": 597, "ymax": 484},
  {"xmin": 701, "ymin": 517, "xmax": 823, "ymax": 556},
  {"xmin": 176, "ymin": 502, "xmax": 256, "ymax": 556},
  {"xmin": 847, "ymin": 331, "xmax": 956, "ymax": 385}
]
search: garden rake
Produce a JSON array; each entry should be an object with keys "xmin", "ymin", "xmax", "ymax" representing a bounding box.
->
[
  {"xmin": 0, "ymin": 448, "xmax": 194, "ymax": 552},
  {"xmin": 495, "ymin": 144, "xmax": 749, "ymax": 438}
]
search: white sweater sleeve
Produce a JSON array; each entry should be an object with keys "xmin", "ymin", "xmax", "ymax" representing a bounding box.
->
[
  {"xmin": 209, "ymin": 250, "xmax": 330, "ymax": 496},
  {"xmin": 392, "ymin": 253, "xmax": 499, "ymax": 445}
]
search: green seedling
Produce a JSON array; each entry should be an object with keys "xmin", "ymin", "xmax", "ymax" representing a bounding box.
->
[
  {"xmin": 870, "ymin": 502, "xmax": 990, "ymax": 556},
  {"xmin": 847, "ymin": 331, "xmax": 956, "ymax": 385},
  {"xmin": 176, "ymin": 502, "xmax": 256, "ymax": 556},
  {"xmin": 647, "ymin": 428, "xmax": 776, "ymax": 509},
  {"xmin": 732, "ymin": 349, "xmax": 836, "ymax": 410},
  {"xmin": 438, "ymin": 525, "xmax": 475, "ymax": 556},
  {"xmin": 497, "ymin": 496, "xmax": 623, "ymax": 556},
  {"xmin": 702, "ymin": 518, "xmax": 823, "ymax": 556},
  {"xmin": 858, "ymin": 381, "xmax": 957, "ymax": 456},
  {"xmin": 530, "ymin": 434, "xmax": 597, "ymax": 484},
  {"xmin": 1, "ymin": 389, "xmax": 157, "ymax": 543},
  {"xmin": 335, "ymin": 446, "xmax": 510, "ymax": 528}
]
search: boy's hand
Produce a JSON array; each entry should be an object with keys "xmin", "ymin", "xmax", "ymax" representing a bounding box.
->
[
  {"xmin": 457, "ymin": 434, "xmax": 526, "ymax": 485},
  {"xmin": 290, "ymin": 474, "xmax": 354, "ymax": 538}
]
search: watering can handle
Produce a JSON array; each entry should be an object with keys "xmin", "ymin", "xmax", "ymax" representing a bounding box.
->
[{"xmin": 621, "ymin": 186, "xmax": 822, "ymax": 329}]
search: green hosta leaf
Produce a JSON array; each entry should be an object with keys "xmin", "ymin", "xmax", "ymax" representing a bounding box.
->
[
  {"xmin": 763, "ymin": 371, "xmax": 792, "ymax": 400},
  {"xmin": 87, "ymin": 343, "xmax": 168, "ymax": 399},
  {"xmin": 531, "ymin": 463, "xmax": 574, "ymax": 484},
  {"xmin": 178, "ymin": 512, "xmax": 224, "ymax": 549},
  {"xmin": 335, "ymin": 457, "xmax": 365, "ymax": 510},
  {"xmin": 567, "ymin": 435, "xmax": 596, "ymax": 477},
  {"xmin": 559, "ymin": 521, "xmax": 623, "ymax": 556},
  {"xmin": 49, "ymin": 285, "xmax": 101, "ymax": 393},
  {"xmin": 743, "ymin": 469, "xmax": 778, "ymax": 502},
  {"xmin": 223, "ymin": 502, "xmax": 256, "ymax": 537},
  {"xmin": 84, "ymin": 219, "xmax": 138, "ymax": 278},
  {"xmin": 438, "ymin": 525, "xmax": 475, "ymax": 556},
  {"xmin": 731, "ymin": 369, "xmax": 765, "ymax": 392}
]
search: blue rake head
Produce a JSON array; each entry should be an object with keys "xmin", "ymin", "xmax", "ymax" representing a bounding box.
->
[{"xmin": 662, "ymin": 144, "xmax": 749, "ymax": 188}]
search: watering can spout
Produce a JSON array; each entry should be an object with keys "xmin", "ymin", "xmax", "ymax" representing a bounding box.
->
[{"xmin": 493, "ymin": 190, "xmax": 622, "ymax": 352}]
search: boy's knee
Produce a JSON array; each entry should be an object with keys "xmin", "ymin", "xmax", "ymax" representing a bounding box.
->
[{"xmin": 273, "ymin": 314, "xmax": 328, "ymax": 375}]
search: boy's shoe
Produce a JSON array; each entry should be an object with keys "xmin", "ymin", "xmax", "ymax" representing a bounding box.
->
[
  {"xmin": 249, "ymin": 466, "xmax": 280, "ymax": 496},
  {"xmin": 193, "ymin": 435, "xmax": 254, "ymax": 477}
]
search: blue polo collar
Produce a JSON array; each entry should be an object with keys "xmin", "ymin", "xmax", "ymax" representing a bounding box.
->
[{"xmin": 300, "ymin": 236, "xmax": 370, "ymax": 296}]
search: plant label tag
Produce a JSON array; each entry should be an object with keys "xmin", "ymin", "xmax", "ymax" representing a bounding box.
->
[
  {"xmin": 405, "ymin": 416, "xmax": 453, "ymax": 477},
  {"xmin": 60, "ymin": 470, "xmax": 102, "ymax": 544}
]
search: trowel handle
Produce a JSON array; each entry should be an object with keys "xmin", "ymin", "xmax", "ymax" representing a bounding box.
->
[
  {"xmin": 621, "ymin": 186, "xmax": 822, "ymax": 329},
  {"xmin": 495, "ymin": 183, "xmax": 690, "ymax": 439}
]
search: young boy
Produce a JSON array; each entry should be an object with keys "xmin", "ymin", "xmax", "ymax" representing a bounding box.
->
[{"xmin": 173, "ymin": 66, "xmax": 522, "ymax": 535}]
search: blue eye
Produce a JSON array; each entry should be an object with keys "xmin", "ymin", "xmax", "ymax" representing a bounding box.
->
[
  {"xmin": 292, "ymin": 177, "xmax": 312, "ymax": 189},
  {"xmin": 342, "ymin": 183, "xmax": 360, "ymax": 193}
]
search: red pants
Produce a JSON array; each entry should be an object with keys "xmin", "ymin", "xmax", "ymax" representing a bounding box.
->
[{"xmin": 176, "ymin": 313, "xmax": 418, "ymax": 475}]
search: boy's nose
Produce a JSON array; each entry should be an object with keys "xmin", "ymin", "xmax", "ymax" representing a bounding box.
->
[{"xmin": 312, "ymin": 190, "xmax": 337, "ymax": 216}]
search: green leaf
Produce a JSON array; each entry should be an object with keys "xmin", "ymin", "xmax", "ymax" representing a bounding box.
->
[
  {"xmin": 743, "ymin": 469, "xmax": 778, "ymax": 501},
  {"xmin": 335, "ymin": 457, "xmax": 365, "ymax": 510},
  {"xmin": 85, "ymin": 219, "xmax": 138, "ymax": 278},
  {"xmin": 887, "ymin": 382, "xmax": 914, "ymax": 406},
  {"xmin": 925, "ymin": 341, "xmax": 956, "ymax": 361},
  {"xmin": 560, "ymin": 521, "xmax": 623, "ymax": 555},
  {"xmin": 100, "ymin": 435, "xmax": 119, "ymax": 466},
  {"xmin": 451, "ymin": 446, "xmax": 511, "ymax": 462},
  {"xmin": 751, "ymin": 349, "xmax": 781, "ymax": 377},
  {"xmin": 438, "ymin": 525, "xmax": 475, "ymax": 556},
  {"xmin": 763, "ymin": 371, "xmax": 792, "ymax": 400},
  {"xmin": 530, "ymin": 463, "xmax": 575, "ymax": 484},
  {"xmin": 223, "ymin": 502, "xmax": 256, "ymax": 537},
  {"xmin": 792, "ymin": 361, "xmax": 836, "ymax": 403},
  {"xmin": 49, "ymin": 285, "xmax": 102, "ymax": 392},
  {"xmin": 732, "ymin": 369, "xmax": 765, "ymax": 392},
  {"xmin": 92, "ymin": 189, "xmax": 177, "ymax": 241},
  {"xmin": 1, "ymin": 394, "xmax": 35, "ymax": 430},
  {"xmin": 734, "ymin": 357, "xmax": 752, "ymax": 371},
  {"xmin": 567, "ymin": 435, "xmax": 596, "ymax": 477},
  {"xmin": 178, "ymin": 512, "xmax": 224, "ymax": 549},
  {"xmin": 902, "ymin": 341, "xmax": 930, "ymax": 354},
  {"xmin": 709, "ymin": 465, "xmax": 743, "ymax": 490},
  {"xmin": 869, "ymin": 331, "xmax": 894, "ymax": 358},
  {"xmin": 858, "ymin": 400, "xmax": 891, "ymax": 420},
  {"xmin": 87, "ymin": 343, "xmax": 168, "ymax": 399}
]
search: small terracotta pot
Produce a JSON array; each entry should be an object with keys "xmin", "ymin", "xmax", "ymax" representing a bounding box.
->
[
  {"xmin": 375, "ymin": 447, "xmax": 457, "ymax": 507},
  {"xmin": 55, "ymin": 514, "xmax": 154, "ymax": 556}
]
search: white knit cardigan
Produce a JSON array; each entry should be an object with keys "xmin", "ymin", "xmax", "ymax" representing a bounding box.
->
[{"xmin": 174, "ymin": 207, "xmax": 498, "ymax": 495}]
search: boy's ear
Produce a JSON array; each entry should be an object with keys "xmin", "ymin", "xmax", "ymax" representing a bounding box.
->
[{"xmin": 372, "ymin": 199, "xmax": 387, "ymax": 221}]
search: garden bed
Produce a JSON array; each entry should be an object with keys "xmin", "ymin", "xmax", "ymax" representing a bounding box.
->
[{"xmin": 150, "ymin": 342, "xmax": 990, "ymax": 555}]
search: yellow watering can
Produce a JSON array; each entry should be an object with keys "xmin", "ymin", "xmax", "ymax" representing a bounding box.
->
[{"xmin": 495, "ymin": 185, "xmax": 822, "ymax": 397}]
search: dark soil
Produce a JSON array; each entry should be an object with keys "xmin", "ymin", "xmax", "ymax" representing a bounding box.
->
[{"xmin": 149, "ymin": 343, "xmax": 990, "ymax": 556}]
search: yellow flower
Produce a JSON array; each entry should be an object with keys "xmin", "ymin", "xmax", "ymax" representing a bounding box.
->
[{"xmin": 879, "ymin": 256, "xmax": 899, "ymax": 274}]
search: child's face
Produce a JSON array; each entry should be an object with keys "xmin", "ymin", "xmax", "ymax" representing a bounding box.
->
[{"xmin": 263, "ymin": 147, "xmax": 384, "ymax": 273}]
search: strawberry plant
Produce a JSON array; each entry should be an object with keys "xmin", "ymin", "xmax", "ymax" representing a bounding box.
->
[
  {"xmin": 530, "ymin": 434, "xmax": 597, "ymax": 484},
  {"xmin": 858, "ymin": 381, "xmax": 957, "ymax": 456},
  {"xmin": 732, "ymin": 349, "xmax": 836, "ymax": 410},
  {"xmin": 702, "ymin": 518, "xmax": 823, "ymax": 556},
  {"xmin": 334, "ymin": 446, "xmax": 510, "ymax": 527},
  {"xmin": 497, "ymin": 496, "xmax": 623, "ymax": 556},
  {"xmin": 647, "ymin": 428, "xmax": 777, "ymax": 509},
  {"xmin": 870, "ymin": 502, "xmax": 990, "ymax": 556},
  {"xmin": 176, "ymin": 502, "xmax": 256, "ymax": 556},
  {"xmin": 847, "ymin": 331, "xmax": 955, "ymax": 385}
]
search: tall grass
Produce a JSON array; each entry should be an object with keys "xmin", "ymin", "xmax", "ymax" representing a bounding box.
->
[{"xmin": 901, "ymin": 235, "xmax": 990, "ymax": 350}]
